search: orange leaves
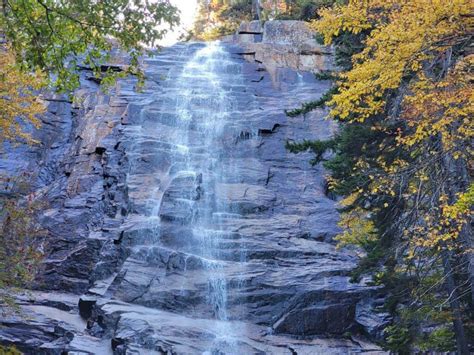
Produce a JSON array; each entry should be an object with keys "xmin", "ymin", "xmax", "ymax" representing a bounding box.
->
[{"xmin": 0, "ymin": 49, "xmax": 46, "ymax": 144}]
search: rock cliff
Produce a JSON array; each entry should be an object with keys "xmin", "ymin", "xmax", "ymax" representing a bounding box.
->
[
  {"xmin": 0, "ymin": 21, "xmax": 387, "ymax": 354},
  {"xmin": 231, "ymin": 20, "xmax": 335, "ymax": 83}
]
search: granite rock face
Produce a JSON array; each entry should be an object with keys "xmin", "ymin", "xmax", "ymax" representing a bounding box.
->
[
  {"xmin": 0, "ymin": 22, "xmax": 386, "ymax": 354},
  {"xmin": 232, "ymin": 20, "xmax": 335, "ymax": 83}
]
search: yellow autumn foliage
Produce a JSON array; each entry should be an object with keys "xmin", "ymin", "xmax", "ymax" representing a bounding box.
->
[
  {"xmin": 335, "ymin": 207, "xmax": 378, "ymax": 250},
  {"xmin": 412, "ymin": 183, "xmax": 474, "ymax": 249},
  {"xmin": 399, "ymin": 55, "xmax": 474, "ymax": 159},
  {"xmin": 0, "ymin": 49, "xmax": 45, "ymax": 144},
  {"xmin": 310, "ymin": 0, "xmax": 472, "ymax": 122},
  {"xmin": 311, "ymin": 1, "xmax": 473, "ymax": 349},
  {"xmin": 312, "ymin": 0, "xmax": 473, "ymax": 251}
]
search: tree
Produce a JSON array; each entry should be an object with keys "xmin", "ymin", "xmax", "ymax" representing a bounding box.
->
[
  {"xmin": 0, "ymin": 174, "xmax": 45, "ymax": 307},
  {"xmin": 193, "ymin": 0, "xmax": 254, "ymax": 40},
  {"xmin": 0, "ymin": 48, "xmax": 45, "ymax": 144},
  {"xmin": 0, "ymin": 0, "xmax": 179, "ymax": 143},
  {"xmin": 288, "ymin": 0, "xmax": 473, "ymax": 352},
  {"xmin": 0, "ymin": 0, "xmax": 179, "ymax": 92}
]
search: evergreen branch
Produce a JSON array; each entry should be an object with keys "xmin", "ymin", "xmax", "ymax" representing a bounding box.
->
[
  {"xmin": 285, "ymin": 86, "xmax": 337, "ymax": 117},
  {"xmin": 285, "ymin": 139, "xmax": 335, "ymax": 165}
]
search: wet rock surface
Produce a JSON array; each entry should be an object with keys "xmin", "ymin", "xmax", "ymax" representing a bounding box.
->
[{"xmin": 1, "ymin": 22, "xmax": 386, "ymax": 354}]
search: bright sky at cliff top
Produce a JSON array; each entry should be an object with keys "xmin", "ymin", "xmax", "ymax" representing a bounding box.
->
[{"xmin": 158, "ymin": 0, "xmax": 198, "ymax": 46}]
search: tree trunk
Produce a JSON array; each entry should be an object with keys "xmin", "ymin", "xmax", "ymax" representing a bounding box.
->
[
  {"xmin": 440, "ymin": 152, "xmax": 471, "ymax": 353},
  {"xmin": 456, "ymin": 159, "xmax": 474, "ymax": 311},
  {"xmin": 445, "ymin": 153, "xmax": 474, "ymax": 312},
  {"xmin": 463, "ymin": 222, "xmax": 474, "ymax": 311},
  {"xmin": 441, "ymin": 251, "xmax": 470, "ymax": 354}
]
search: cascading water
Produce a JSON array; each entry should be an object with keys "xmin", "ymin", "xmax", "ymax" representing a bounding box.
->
[
  {"xmin": 84, "ymin": 34, "xmax": 376, "ymax": 354},
  {"xmin": 0, "ymin": 21, "xmax": 385, "ymax": 354},
  {"xmin": 173, "ymin": 42, "xmax": 232, "ymax": 320},
  {"xmin": 153, "ymin": 41, "xmax": 245, "ymax": 351}
]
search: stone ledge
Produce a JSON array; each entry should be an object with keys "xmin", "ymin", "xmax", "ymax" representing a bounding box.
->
[{"xmin": 230, "ymin": 20, "xmax": 335, "ymax": 83}]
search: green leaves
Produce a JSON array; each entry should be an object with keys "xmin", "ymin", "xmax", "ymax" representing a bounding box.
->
[
  {"xmin": 1, "ymin": 0, "xmax": 180, "ymax": 92},
  {"xmin": 0, "ymin": 1, "xmax": 180, "ymax": 312}
]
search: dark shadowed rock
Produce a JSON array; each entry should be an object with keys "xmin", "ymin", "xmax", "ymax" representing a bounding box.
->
[{"xmin": 355, "ymin": 297, "xmax": 392, "ymax": 341}]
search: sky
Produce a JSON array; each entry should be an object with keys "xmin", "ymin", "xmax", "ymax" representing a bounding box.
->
[{"xmin": 158, "ymin": 0, "xmax": 199, "ymax": 46}]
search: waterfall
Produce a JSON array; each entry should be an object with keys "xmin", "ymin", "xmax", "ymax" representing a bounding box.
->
[
  {"xmin": 155, "ymin": 41, "xmax": 243, "ymax": 347},
  {"xmin": 0, "ymin": 17, "xmax": 386, "ymax": 354},
  {"xmin": 175, "ymin": 42, "xmax": 231, "ymax": 321},
  {"xmin": 104, "ymin": 37, "xmax": 366, "ymax": 354}
]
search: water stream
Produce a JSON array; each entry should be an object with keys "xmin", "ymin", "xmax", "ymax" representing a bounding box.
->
[
  {"xmin": 109, "ymin": 39, "xmax": 369, "ymax": 353},
  {"xmin": 156, "ymin": 42, "xmax": 245, "ymax": 351}
]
